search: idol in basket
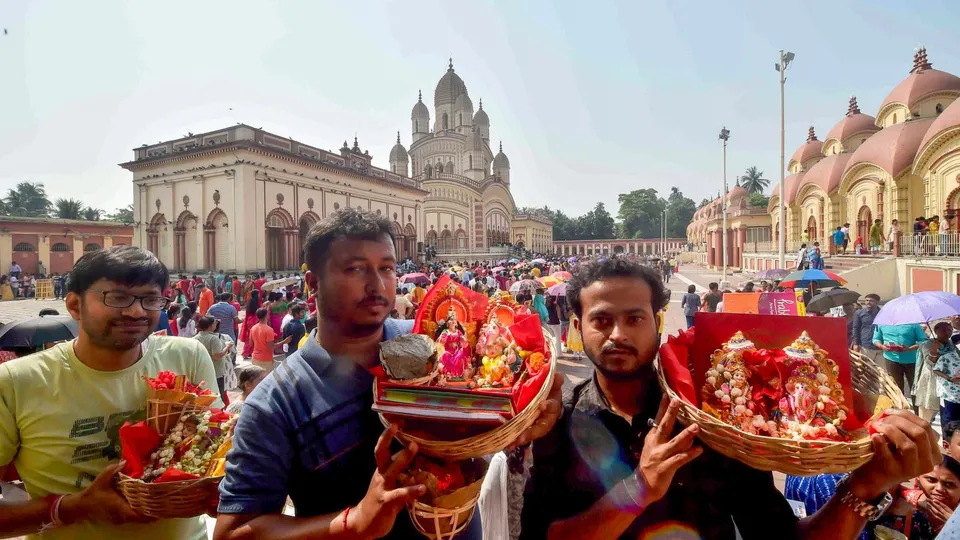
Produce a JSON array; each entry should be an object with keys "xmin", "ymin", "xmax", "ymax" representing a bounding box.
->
[
  {"xmin": 520, "ymin": 257, "xmax": 940, "ymax": 540},
  {"xmin": 214, "ymin": 208, "xmax": 563, "ymax": 540},
  {"xmin": 435, "ymin": 307, "xmax": 473, "ymax": 380}
]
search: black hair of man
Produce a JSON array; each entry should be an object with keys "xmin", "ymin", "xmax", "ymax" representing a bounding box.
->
[
  {"xmin": 290, "ymin": 304, "xmax": 305, "ymax": 318},
  {"xmin": 687, "ymin": 284, "xmax": 696, "ymax": 293},
  {"xmin": 301, "ymin": 207, "xmax": 395, "ymax": 276},
  {"xmin": 67, "ymin": 245, "xmax": 168, "ymax": 296},
  {"xmin": 943, "ymin": 454, "xmax": 960, "ymax": 482},
  {"xmin": 865, "ymin": 293, "xmax": 880, "ymax": 301},
  {"xmin": 219, "ymin": 292, "xmax": 232, "ymax": 302},
  {"xmin": 934, "ymin": 321, "xmax": 953, "ymax": 333},
  {"xmin": 256, "ymin": 307, "xmax": 269, "ymax": 320},
  {"xmin": 945, "ymin": 421, "xmax": 960, "ymax": 443},
  {"xmin": 38, "ymin": 308, "xmax": 60, "ymax": 316},
  {"xmin": 566, "ymin": 258, "xmax": 668, "ymax": 319},
  {"xmin": 708, "ymin": 282, "xmax": 719, "ymax": 291},
  {"xmin": 304, "ymin": 316, "xmax": 318, "ymax": 334},
  {"xmin": 197, "ymin": 316, "xmax": 217, "ymax": 331}
]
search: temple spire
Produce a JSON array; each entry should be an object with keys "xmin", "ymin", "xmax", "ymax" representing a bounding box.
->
[
  {"xmin": 396, "ymin": 131, "xmax": 401, "ymax": 144},
  {"xmin": 846, "ymin": 96, "xmax": 860, "ymax": 116},
  {"xmin": 911, "ymin": 47, "xmax": 932, "ymax": 73},
  {"xmin": 806, "ymin": 125, "xmax": 818, "ymax": 142},
  {"xmin": 499, "ymin": 141, "xmax": 503, "ymax": 153},
  {"xmin": 479, "ymin": 98, "xmax": 483, "ymax": 110},
  {"xmin": 448, "ymin": 57, "xmax": 454, "ymax": 70},
  {"xmin": 418, "ymin": 89, "xmax": 422, "ymax": 102}
]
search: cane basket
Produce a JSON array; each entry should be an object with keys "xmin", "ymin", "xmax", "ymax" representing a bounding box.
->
[
  {"xmin": 656, "ymin": 349, "xmax": 910, "ymax": 476},
  {"xmin": 407, "ymin": 490, "xmax": 481, "ymax": 540},
  {"xmin": 378, "ymin": 328, "xmax": 558, "ymax": 460},
  {"xmin": 117, "ymin": 473, "xmax": 222, "ymax": 519}
]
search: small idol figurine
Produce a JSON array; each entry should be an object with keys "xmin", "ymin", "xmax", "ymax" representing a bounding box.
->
[{"xmin": 436, "ymin": 307, "xmax": 472, "ymax": 379}]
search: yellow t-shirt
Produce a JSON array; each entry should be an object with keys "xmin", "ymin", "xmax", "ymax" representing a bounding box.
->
[
  {"xmin": 0, "ymin": 336, "xmax": 222, "ymax": 540},
  {"xmin": 658, "ymin": 306, "xmax": 667, "ymax": 334},
  {"xmin": 531, "ymin": 267, "xmax": 541, "ymax": 277}
]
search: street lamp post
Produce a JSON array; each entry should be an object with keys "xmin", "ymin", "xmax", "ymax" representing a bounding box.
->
[
  {"xmin": 718, "ymin": 127, "xmax": 730, "ymax": 286},
  {"xmin": 775, "ymin": 50, "xmax": 795, "ymax": 269}
]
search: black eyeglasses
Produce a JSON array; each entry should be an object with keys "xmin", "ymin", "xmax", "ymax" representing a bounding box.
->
[{"xmin": 92, "ymin": 288, "xmax": 170, "ymax": 311}]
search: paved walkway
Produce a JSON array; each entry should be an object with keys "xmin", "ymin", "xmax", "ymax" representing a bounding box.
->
[{"xmin": 0, "ymin": 298, "xmax": 67, "ymax": 324}]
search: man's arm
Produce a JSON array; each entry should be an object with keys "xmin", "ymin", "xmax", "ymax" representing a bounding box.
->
[
  {"xmin": 851, "ymin": 313, "xmax": 862, "ymax": 351},
  {"xmin": 872, "ymin": 326, "xmax": 886, "ymax": 350}
]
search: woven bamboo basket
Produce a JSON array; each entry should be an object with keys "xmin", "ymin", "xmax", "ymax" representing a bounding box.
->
[
  {"xmin": 379, "ymin": 328, "xmax": 558, "ymax": 460},
  {"xmin": 656, "ymin": 348, "xmax": 910, "ymax": 476},
  {"xmin": 407, "ymin": 489, "xmax": 481, "ymax": 540},
  {"xmin": 117, "ymin": 473, "xmax": 222, "ymax": 519}
]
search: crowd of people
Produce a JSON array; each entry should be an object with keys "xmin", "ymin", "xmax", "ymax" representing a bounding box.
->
[{"xmin": 0, "ymin": 207, "xmax": 956, "ymax": 539}]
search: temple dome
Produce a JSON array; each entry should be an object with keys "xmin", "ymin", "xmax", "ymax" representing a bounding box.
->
[
  {"xmin": 799, "ymin": 153, "xmax": 853, "ymax": 195},
  {"xmin": 790, "ymin": 126, "xmax": 823, "ymax": 168},
  {"xmin": 434, "ymin": 59, "xmax": 467, "ymax": 107},
  {"xmin": 844, "ymin": 117, "xmax": 935, "ymax": 178},
  {"xmin": 825, "ymin": 97, "xmax": 880, "ymax": 146},
  {"xmin": 879, "ymin": 49, "xmax": 960, "ymax": 121}
]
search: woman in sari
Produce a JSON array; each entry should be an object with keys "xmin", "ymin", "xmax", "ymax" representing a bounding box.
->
[
  {"xmin": 566, "ymin": 314, "xmax": 584, "ymax": 357},
  {"xmin": 268, "ymin": 291, "xmax": 288, "ymax": 336},
  {"xmin": 239, "ymin": 290, "xmax": 260, "ymax": 359}
]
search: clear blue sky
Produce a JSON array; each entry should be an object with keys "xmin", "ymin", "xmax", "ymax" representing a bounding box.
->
[{"xmin": 1, "ymin": 0, "xmax": 957, "ymax": 217}]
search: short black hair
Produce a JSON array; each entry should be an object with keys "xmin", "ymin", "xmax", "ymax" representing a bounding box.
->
[
  {"xmin": 291, "ymin": 304, "xmax": 305, "ymax": 317},
  {"xmin": 865, "ymin": 293, "xmax": 880, "ymax": 301},
  {"xmin": 302, "ymin": 208, "xmax": 395, "ymax": 275},
  {"xmin": 688, "ymin": 284, "xmax": 696, "ymax": 293},
  {"xmin": 219, "ymin": 292, "xmax": 232, "ymax": 302},
  {"xmin": 256, "ymin": 307, "xmax": 268, "ymax": 319},
  {"xmin": 197, "ymin": 316, "xmax": 216, "ymax": 331},
  {"xmin": 708, "ymin": 282, "xmax": 719, "ymax": 291},
  {"xmin": 945, "ymin": 421, "xmax": 960, "ymax": 442},
  {"xmin": 68, "ymin": 245, "xmax": 168, "ymax": 296},
  {"xmin": 566, "ymin": 258, "xmax": 668, "ymax": 318}
]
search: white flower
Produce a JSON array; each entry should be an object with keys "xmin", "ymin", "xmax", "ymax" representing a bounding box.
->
[
  {"xmin": 815, "ymin": 373, "xmax": 828, "ymax": 383},
  {"xmin": 706, "ymin": 376, "xmax": 717, "ymax": 385},
  {"xmin": 714, "ymin": 390, "xmax": 724, "ymax": 399},
  {"xmin": 818, "ymin": 385, "xmax": 831, "ymax": 395},
  {"xmin": 721, "ymin": 395, "xmax": 731, "ymax": 403},
  {"xmin": 734, "ymin": 404, "xmax": 747, "ymax": 414},
  {"xmin": 706, "ymin": 369, "xmax": 719, "ymax": 378},
  {"xmin": 735, "ymin": 396, "xmax": 746, "ymax": 405},
  {"xmin": 730, "ymin": 387, "xmax": 742, "ymax": 397},
  {"xmin": 723, "ymin": 371, "xmax": 732, "ymax": 380}
]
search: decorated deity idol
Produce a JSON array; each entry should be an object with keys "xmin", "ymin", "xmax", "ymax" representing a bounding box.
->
[
  {"xmin": 776, "ymin": 331, "xmax": 849, "ymax": 441},
  {"xmin": 475, "ymin": 313, "xmax": 518, "ymax": 387},
  {"xmin": 436, "ymin": 308, "xmax": 472, "ymax": 379}
]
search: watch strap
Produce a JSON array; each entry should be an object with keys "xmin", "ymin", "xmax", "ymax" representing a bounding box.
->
[{"xmin": 837, "ymin": 476, "xmax": 892, "ymax": 521}]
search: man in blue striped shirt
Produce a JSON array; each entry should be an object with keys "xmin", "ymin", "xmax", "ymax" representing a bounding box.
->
[{"xmin": 215, "ymin": 208, "xmax": 562, "ymax": 539}]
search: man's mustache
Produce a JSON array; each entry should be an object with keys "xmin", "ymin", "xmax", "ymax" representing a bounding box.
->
[
  {"xmin": 601, "ymin": 340, "xmax": 637, "ymax": 355},
  {"xmin": 357, "ymin": 296, "xmax": 389, "ymax": 307}
]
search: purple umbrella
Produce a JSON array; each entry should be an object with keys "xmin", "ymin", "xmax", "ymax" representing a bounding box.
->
[
  {"xmin": 547, "ymin": 283, "xmax": 568, "ymax": 296},
  {"xmin": 567, "ymin": 257, "xmax": 578, "ymax": 263},
  {"xmin": 399, "ymin": 273, "xmax": 429, "ymax": 285},
  {"xmin": 755, "ymin": 268, "xmax": 790, "ymax": 280},
  {"xmin": 873, "ymin": 291, "xmax": 960, "ymax": 325}
]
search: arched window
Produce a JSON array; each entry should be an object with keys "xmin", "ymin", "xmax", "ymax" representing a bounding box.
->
[
  {"xmin": 893, "ymin": 113, "xmax": 897, "ymax": 124},
  {"xmin": 13, "ymin": 242, "xmax": 35, "ymax": 252},
  {"xmin": 446, "ymin": 160, "xmax": 454, "ymax": 173},
  {"xmin": 51, "ymin": 243, "xmax": 70, "ymax": 252},
  {"xmin": 436, "ymin": 162, "xmax": 443, "ymax": 174},
  {"xmin": 468, "ymin": 155, "xmax": 473, "ymax": 169},
  {"xmin": 937, "ymin": 103, "xmax": 944, "ymax": 114},
  {"xmin": 424, "ymin": 163, "xmax": 432, "ymax": 179},
  {"xmin": 415, "ymin": 120, "xmax": 419, "ymax": 132},
  {"xmin": 84, "ymin": 243, "xmax": 101, "ymax": 252},
  {"xmin": 458, "ymin": 113, "xmax": 462, "ymax": 126},
  {"xmin": 442, "ymin": 113, "xmax": 448, "ymax": 130}
]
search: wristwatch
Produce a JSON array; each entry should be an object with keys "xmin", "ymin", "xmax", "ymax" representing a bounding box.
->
[{"xmin": 836, "ymin": 474, "xmax": 893, "ymax": 521}]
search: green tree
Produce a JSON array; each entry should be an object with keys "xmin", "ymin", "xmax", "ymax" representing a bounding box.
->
[
  {"xmin": 578, "ymin": 202, "xmax": 616, "ymax": 240},
  {"xmin": 665, "ymin": 187, "xmax": 696, "ymax": 238},
  {"xmin": 105, "ymin": 204, "xmax": 134, "ymax": 224},
  {"xmin": 740, "ymin": 166, "xmax": 769, "ymax": 194},
  {"xmin": 82, "ymin": 207, "xmax": 104, "ymax": 221},
  {"xmin": 3, "ymin": 182, "xmax": 51, "ymax": 217},
  {"xmin": 54, "ymin": 198, "xmax": 85, "ymax": 219},
  {"xmin": 749, "ymin": 192, "xmax": 769, "ymax": 208},
  {"xmin": 617, "ymin": 189, "xmax": 665, "ymax": 239},
  {"xmin": 699, "ymin": 198, "xmax": 712, "ymax": 208}
]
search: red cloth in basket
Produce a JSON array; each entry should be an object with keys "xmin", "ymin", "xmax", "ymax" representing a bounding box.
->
[{"xmin": 119, "ymin": 421, "xmax": 162, "ymax": 479}]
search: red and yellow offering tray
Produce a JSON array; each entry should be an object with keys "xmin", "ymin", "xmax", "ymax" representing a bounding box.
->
[
  {"xmin": 657, "ymin": 312, "xmax": 909, "ymax": 476},
  {"xmin": 374, "ymin": 276, "xmax": 556, "ymax": 460}
]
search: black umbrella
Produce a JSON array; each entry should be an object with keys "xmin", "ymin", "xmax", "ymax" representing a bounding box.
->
[
  {"xmin": 0, "ymin": 315, "xmax": 79, "ymax": 348},
  {"xmin": 806, "ymin": 288, "xmax": 861, "ymax": 314}
]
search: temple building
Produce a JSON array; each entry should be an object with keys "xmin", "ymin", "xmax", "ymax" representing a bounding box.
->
[{"xmin": 122, "ymin": 60, "xmax": 546, "ymax": 272}]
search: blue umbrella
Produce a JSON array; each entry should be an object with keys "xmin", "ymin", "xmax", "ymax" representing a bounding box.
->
[
  {"xmin": 779, "ymin": 269, "xmax": 845, "ymax": 289},
  {"xmin": 874, "ymin": 291, "xmax": 960, "ymax": 325}
]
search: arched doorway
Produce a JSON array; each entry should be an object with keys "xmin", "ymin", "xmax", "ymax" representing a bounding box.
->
[
  {"xmin": 50, "ymin": 242, "xmax": 73, "ymax": 274},
  {"xmin": 298, "ymin": 212, "xmax": 320, "ymax": 266},
  {"xmin": 403, "ymin": 224, "xmax": 417, "ymax": 260},
  {"xmin": 426, "ymin": 230, "xmax": 438, "ymax": 249},
  {"xmin": 857, "ymin": 206, "xmax": 872, "ymax": 246},
  {"xmin": 175, "ymin": 211, "xmax": 198, "ymax": 271},
  {"xmin": 439, "ymin": 230, "xmax": 453, "ymax": 252},
  {"xmin": 455, "ymin": 229, "xmax": 467, "ymax": 250},
  {"xmin": 147, "ymin": 213, "xmax": 168, "ymax": 264},
  {"xmin": 806, "ymin": 216, "xmax": 818, "ymax": 244},
  {"xmin": 266, "ymin": 208, "xmax": 295, "ymax": 271},
  {"xmin": 613, "ymin": 245, "xmax": 625, "ymax": 254},
  {"xmin": 392, "ymin": 222, "xmax": 405, "ymax": 260}
]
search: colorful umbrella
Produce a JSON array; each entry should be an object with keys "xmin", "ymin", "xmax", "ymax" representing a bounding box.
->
[
  {"xmin": 567, "ymin": 257, "xmax": 578, "ymax": 263},
  {"xmin": 551, "ymin": 271, "xmax": 573, "ymax": 281},
  {"xmin": 873, "ymin": 291, "xmax": 960, "ymax": 326},
  {"xmin": 0, "ymin": 315, "xmax": 79, "ymax": 348},
  {"xmin": 531, "ymin": 258, "xmax": 546, "ymax": 265},
  {"xmin": 490, "ymin": 266, "xmax": 506, "ymax": 272},
  {"xmin": 779, "ymin": 269, "xmax": 845, "ymax": 289},
  {"xmin": 261, "ymin": 277, "xmax": 298, "ymax": 291},
  {"xmin": 755, "ymin": 268, "xmax": 790, "ymax": 280},
  {"xmin": 399, "ymin": 273, "xmax": 430, "ymax": 285},
  {"xmin": 538, "ymin": 276, "xmax": 562, "ymax": 288},
  {"xmin": 547, "ymin": 283, "xmax": 568, "ymax": 296},
  {"xmin": 451, "ymin": 266, "xmax": 463, "ymax": 272},
  {"xmin": 510, "ymin": 279, "xmax": 541, "ymax": 293},
  {"xmin": 806, "ymin": 288, "xmax": 861, "ymax": 313},
  {"xmin": 508, "ymin": 258, "xmax": 520, "ymax": 264},
  {"xmin": 498, "ymin": 259, "xmax": 508, "ymax": 265}
]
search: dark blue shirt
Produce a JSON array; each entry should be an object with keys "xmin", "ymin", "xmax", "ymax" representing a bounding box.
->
[
  {"xmin": 851, "ymin": 307, "xmax": 880, "ymax": 350},
  {"xmin": 154, "ymin": 310, "xmax": 172, "ymax": 335},
  {"xmin": 282, "ymin": 319, "xmax": 306, "ymax": 357},
  {"xmin": 218, "ymin": 318, "xmax": 481, "ymax": 538}
]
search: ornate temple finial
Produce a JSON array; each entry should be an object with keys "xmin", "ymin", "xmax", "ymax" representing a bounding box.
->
[
  {"xmin": 847, "ymin": 96, "xmax": 860, "ymax": 116},
  {"xmin": 912, "ymin": 46, "xmax": 932, "ymax": 73},
  {"xmin": 418, "ymin": 89, "xmax": 422, "ymax": 102},
  {"xmin": 396, "ymin": 131, "xmax": 401, "ymax": 144},
  {"xmin": 735, "ymin": 176, "xmax": 741, "ymax": 187},
  {"xmin": 353, "ymin": 134, "xmax": 360, "ymax": 151},
  {"xmin": 499, "ymin": 141, "xmax": 503, "ymax": 153},
  {"xmin": 448, "ymin": 57, "xmax": 454, "ymax": 70},
  {"xmin": 478, "ymin": 98, "xmax": 483, "ymax": 110},
  {"xmin": 806, "ymin": 125, "xmax": 817, "ymax": 142}
]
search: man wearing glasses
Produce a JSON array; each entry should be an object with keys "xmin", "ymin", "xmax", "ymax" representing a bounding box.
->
[{"xmin": 0, "ymin": 246, "xmax": 221, "ymax": 539}]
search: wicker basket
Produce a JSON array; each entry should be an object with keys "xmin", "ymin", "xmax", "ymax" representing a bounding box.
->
[
  {"xmin": 117, "ymin": 473, "xmax": 222, "ymax": 519},
  {"xmin": 380, "ymin": 328, "xmax": 558, "ymax": 460},
  {"xmin": 408, "ymin": 489, "xmax": 481, "ymax": 540},
  {"xmin": 656, "ymin": 348, "xmax": 910, "ymax": 476}
]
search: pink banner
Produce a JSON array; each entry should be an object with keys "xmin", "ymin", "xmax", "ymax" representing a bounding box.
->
[{"xmin": 758, "ymin": 292, "xmax": 806, "ymax": 316}]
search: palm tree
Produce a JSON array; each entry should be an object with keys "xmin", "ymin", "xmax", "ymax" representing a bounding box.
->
[
  {"xmin": 54, "ymin": 198, "xmax": 85, "ymax": 220},
  {"xmin": 82, "ymin": 207, "xmax": 104, "ymax": 221},
  {"xmin": 740, "ymin": 166, "xmax": 770, "ymax": 194},
  {"xmin": 3, "ymin": 182, "xmax": 51, "ymax": 217}
]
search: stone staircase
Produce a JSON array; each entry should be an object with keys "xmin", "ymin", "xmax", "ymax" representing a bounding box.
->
[{"xmin": 823, "ymin": 255, "xmax": 884, "ymax": 273}]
